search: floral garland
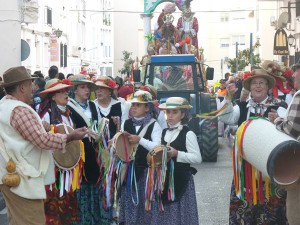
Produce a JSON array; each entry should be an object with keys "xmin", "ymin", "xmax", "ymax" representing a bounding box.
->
[{"xmin": 133, "ymin": 93, "xmax": 152, "ymax": 102}]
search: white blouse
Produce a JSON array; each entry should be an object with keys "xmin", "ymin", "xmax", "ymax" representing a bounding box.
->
[
  {"xmin": 121, "ymin": 117, "xmax": 162, "ymax": 151},
  {"xmin": 164, "ymin": 122, "xmax": 202, "ymax": 164}
]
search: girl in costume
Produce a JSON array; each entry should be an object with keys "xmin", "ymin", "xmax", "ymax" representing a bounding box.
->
[
  {"xmin": 38, "ymin": 79, "xmax": 80, "ymax": 225},
  {"xmin": 67, "ymin": 75, "xmax": 112, "ymax": 225},
  {"xmin": 220, "ymin": 69, "xmax": 288, "ymax": 224},
  {"xmin": 118, "ymin": 90, "xmax": 162, "ymax": 224},
  {"xmin": 152, "ymin": 96, "xmax": 202, "ymax": 225},
  {"xmin": 93, "ymin": 76, "xmax": 124, "ymax": 139}
]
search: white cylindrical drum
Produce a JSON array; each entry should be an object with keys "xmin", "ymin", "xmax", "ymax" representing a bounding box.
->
[{"xmin": 240, "ymin": 118, "xmax": 300, "ymax": 187}]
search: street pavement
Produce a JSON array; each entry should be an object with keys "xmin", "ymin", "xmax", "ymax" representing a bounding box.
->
[
  {"xmin": 195, "ymin": 137, "xmax": 233, "ymax": 225},
  {"xmin": 0, "ymin": 137, "xmax": 233, "ymax": 225}
]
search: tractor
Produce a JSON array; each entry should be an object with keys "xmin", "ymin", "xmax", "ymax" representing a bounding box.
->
[{"xmin": 143, "ymin": 54, "xmax": 219, "ymax": 162}]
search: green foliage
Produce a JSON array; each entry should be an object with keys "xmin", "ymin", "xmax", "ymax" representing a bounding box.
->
[
  {"xmin": 226, "ymin": 48, "xmax": 261, "ymax": 73},
  {"xmin": 118, "ymin": 51, "xmax": 134, "ymax": 75}
]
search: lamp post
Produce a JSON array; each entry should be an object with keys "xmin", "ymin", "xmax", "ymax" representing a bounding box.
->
[
  {"xmin": 288, "ymin": 34, "xmax": 295, "ymax": 48},
  {"xmin": 54, "ymin": 29, "xmax": 63, "ymax": 38}
]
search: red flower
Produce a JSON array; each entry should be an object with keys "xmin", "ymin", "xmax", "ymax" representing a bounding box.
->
[
  {"xmin": 107, "ymin": 80, "xmax": 116, "ymax": 88},
  {"xmin": 243, "ymin": 72, "xmax": 251, "ymax": 80},
  {"xmin": 61, "ymin": 79, "xmax": 71, "ymax": 85}
]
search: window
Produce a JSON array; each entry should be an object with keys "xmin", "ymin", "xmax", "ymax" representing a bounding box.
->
[
  {"xmin": 46, "ymin": 7, "xmax": 52, "ymax": 26},
  {"xmin": 232, "ymin": 35, "xmax": 245, "ymax": 45},
  {"xmin": 60, "ymin": 44, "xmax": 68, "ymax": 68},
  {"xmin": 220, "ymin": 38, "xmax": 229, "ymax": 48},
  {"xmin": 220, "ymin": 13, "xmax": 229, "ymax": 22}
]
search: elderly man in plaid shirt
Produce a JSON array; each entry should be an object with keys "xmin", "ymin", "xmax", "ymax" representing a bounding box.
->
[
  {"xmin": 0, "ymin": 66, "xmax": 88, "ymax": 225},
  {"xmin": 269, "ymin": 64, "xmax": 300, "ymax": 225}
]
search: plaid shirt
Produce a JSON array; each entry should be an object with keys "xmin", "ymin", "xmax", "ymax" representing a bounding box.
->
[
  {"xmin": 275, "ymin": 92, "xmax": 300, "ymax": 139},
  {"xmin": 10, "ymin": 106, "xmax": 67, "ymax": 151}
]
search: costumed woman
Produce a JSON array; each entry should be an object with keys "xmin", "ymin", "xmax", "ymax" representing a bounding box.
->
[
  {"xmin": 93, "ymin": 76, "xmax": 123, "ymax": 139},
  {"xmin": 152, "ymin": 97, "xmax": 202, "ymax": 224},
  {"xmin": 176, "ymin": 4, "xmax": 199, "ymax": 56},
  {"xmin": 219, "ymin": 69, "xmax": 288, "ymax": 224},
  {"xmin": 67, "ymin": 74, "xmax": 112, "ymax": 225},
  {"xmin": 38, "ymin": 79, "xmax": 79, "ymax": 225},
  {"xmin": 118, "ymin": 90, "xmax": 162, "ymax": 224}
]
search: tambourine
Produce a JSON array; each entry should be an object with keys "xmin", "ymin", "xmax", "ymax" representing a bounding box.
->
[
  {"xmin": 147, "ymin": 145, "xmax": 169, "ymax": 167},
  {"xmin": 113, "ymin": 132, "xmax": 136, "ymax": 162},
  {"xmin": 52, "ymin": 124, "xmax": 81, "ymax": 170}
]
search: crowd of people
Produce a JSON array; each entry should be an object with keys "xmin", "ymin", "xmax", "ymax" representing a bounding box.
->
[
  {"xmin": 0, "ymin": 65, "xmax": 202, "ymax": 225},
  {"xmin": 0, "ymin": 58, "xmax": 299, "ymax": 225}
]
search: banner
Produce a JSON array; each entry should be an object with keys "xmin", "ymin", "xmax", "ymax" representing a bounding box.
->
[{"xmin": 50, "ymin": 34, "xmax": 59, "ymax": 61}]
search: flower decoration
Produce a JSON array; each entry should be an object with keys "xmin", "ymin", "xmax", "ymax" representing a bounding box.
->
[
  {"xmin": 105, "ymin": 79, "xmax": 117, "ymax": 89},
  {"xmin": 137, "ymin": 93, "xmax": 151, "ymax": 102},
  {"xmin": 58, "ymin": 79, "xmax": 72, "ymax": 85},
  {"xmin": 243, "ymin": 71, "xmax": 252, "ymax": 80}
]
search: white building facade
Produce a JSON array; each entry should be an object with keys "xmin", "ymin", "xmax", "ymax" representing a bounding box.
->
[{"xmin": 20, "ymin": 0, "xmax": 113, "ymax": 77}]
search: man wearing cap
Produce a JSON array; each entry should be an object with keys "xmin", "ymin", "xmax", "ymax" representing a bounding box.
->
[
  {"xmin": 0, "ymin": 66, "xmax": 87, "ymax": 225},
  {"xmin": 220, "ymin": 69, "xmax": 288, "ymax": 224}
]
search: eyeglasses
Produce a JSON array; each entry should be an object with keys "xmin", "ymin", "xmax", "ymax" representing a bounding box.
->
[{"xmin": 250, "ymin": 81, "xmax": 267, "ymax": 87}]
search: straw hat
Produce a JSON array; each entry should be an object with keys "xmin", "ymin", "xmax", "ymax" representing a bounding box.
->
[
  {"xmin": 261, "ymin": 60, "xmax": 285, "ymax": 79},
  {"xmin": 39, "ymin": 79, "xmax": 72, "ymax": 97},
  {"xmin": 69, "ymin": 74, "xmax": 94, "ymax": 86},
  {"xmin": 1, "ymin": 66, "xmax": 35, "ymax": 87},
  {"xmin": 94, "ymin": 76, "xmax": 117, "ymax": 89},
  {"xmin": 158, "ymin": 97, "xmax": 192, "ymax": 109},
  {"xmin": 128, "ymin": 90, "xmax": 155, "ymax": 103},
  {"xmin": 243, "ymin": 69, "xmax": 276, "ymax": 91}
]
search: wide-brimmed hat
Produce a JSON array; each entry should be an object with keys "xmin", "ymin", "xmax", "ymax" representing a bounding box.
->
[
  {"xmin": 69, "ymin": 74, "xmax": 95, "ymax": 88},
  {"xmin": 261, "ymin": 60, "xmax": 285, "ymax": 80},
  {"xmin": 159, "ymin": 97, "xmax": 192, "ymax": 109},
  {"xmin": 1, "ymin": 66, "xmax": 34, "ymax": 87},
  {"xmin": 243, "ymin": 69, "xmax": 276, "ymax": 91},
  {"xmin": 128, "ymin": 90, "xmax": 155, "ymax": 103},
  {"xmin": 94, "ymin": 76, "xmax": 117, "ymax": 89},
  {"xmin": 39, "ymin": 79, "xmax": 72, "ymax": 97}
]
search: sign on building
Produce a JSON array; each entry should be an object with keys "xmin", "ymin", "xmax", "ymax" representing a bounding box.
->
[{"xmin": 273, "ymin": 29, "xmax": 289, "ymax": 55}]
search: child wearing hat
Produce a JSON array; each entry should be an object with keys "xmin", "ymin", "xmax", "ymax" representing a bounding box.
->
[
  {"xmin": 153, "ymin": 96, "xmax": 202, "ymax": 224},
  {"xmin": 118, "ymin": 90, "xmax": 162, "ymax": 224}
]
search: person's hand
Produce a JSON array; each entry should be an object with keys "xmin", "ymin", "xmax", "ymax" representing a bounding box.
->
[
  {"xmin": 42, "ymin": 121, "xmax": 51, "ymax": 132},
  {"xmin": 167, "ymin": 146, "xmax": 178, "ymax": 160},
  {"xmin": 87, "ymin": 129, "xmax": 101, "ymax": 142},
  {"xmin": 67, "ymin": 127, "xmax": 88, "ymax": 142},
  {"xmin": 268, "ymin": 109, "xmax": 279, "ymax": 123},
  {"xmin": 127, "ymin": 134, "xmax": 140, "ymax": 144}
]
